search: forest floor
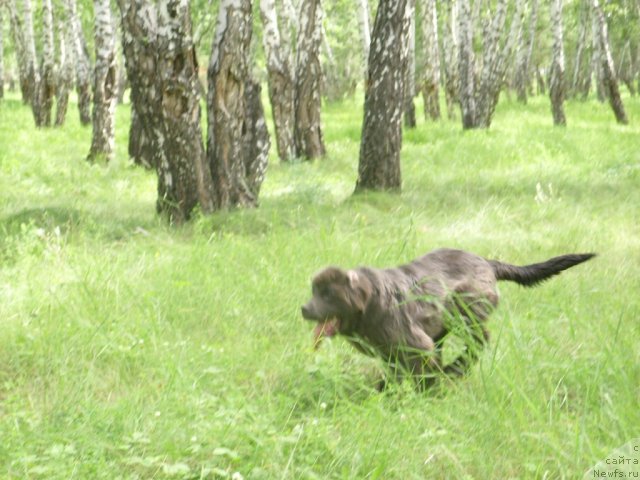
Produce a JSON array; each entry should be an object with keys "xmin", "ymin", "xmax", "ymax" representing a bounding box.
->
[{"xmin": 1, "ymin": 92, "xmax": 639, "ymax": 479}]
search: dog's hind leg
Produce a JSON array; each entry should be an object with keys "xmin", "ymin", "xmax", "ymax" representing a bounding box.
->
[
  {"xmin": 443, "ymin": 322, "xmax": 489, "ymax": 377},
  {"xmin": 400, "ymin": 326, "xmax": 442, "ymax": 390}
]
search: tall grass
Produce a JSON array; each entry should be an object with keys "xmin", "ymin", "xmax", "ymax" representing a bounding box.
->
[{"xmin": 0, "ymin": 92, "xmax": 638, "ymax": 479}]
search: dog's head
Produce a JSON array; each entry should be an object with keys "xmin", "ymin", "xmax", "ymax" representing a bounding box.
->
[{"xmin": 301, "ymin": 267, "xmax": 370, "ymax": 348}]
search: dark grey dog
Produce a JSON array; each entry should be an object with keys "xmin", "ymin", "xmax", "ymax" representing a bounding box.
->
[{"xmin": 301, "ymin": 248, "xmax": 594, "ymax": 388}]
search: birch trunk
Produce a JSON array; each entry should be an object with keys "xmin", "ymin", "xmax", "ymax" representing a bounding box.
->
[
  {"xmin": 403, "ymin": 3, "xmax": 416, "ymax": 128},
  {"xmin": 243, "ymin": 79, "xmax": 270, "ymax": 197},
  {"xmin": 515, "ymin": 0, "xmax": 538, "ymax": 103},
  {"xmin": 478, "ymin": 0, "xmax": 523, "ymax": 128},
  {"xmin": 7, "ymin": 0, "xmax": 29, "ymax": 104},
  {"xmin": 22, "ymin": 0, "xmax": 40, "ymax": 119},
  {"xmin": 356, "ymin": 0, "xmax": 371, "ymax": 81},
  {"xmin": 355, "ymin": 0, "xmax": 411, "ymax": 192},
  {"xmin": 68, "ymin": 0, "xmax": 92, "ymax": 125},
  {"xmin": 34, "ymin": 0, "xmax": 55, "ymax": 126},
  {"xmin": 260, "ymin": 0, "xmax": 295, "ymax": 161},
  {"xmin": 118, "ymin": 0, "xmax": 213, "ymax": 222},
  {"xmin": 157, "ymin": 0, "xmax": 214, "ymax": 215},
  {"xmin": 55, "ymin": 17, "xmax": 75, "ymax": 126},
  {"xmin": 457, "ymin": 0, "xmax": 477, "ymax": 129},
  {"xmin": 570, "ymin": 4, "xmax": 589, "ymax": 98},
  {"xmin": 475, "ymin": 0, "xmax": 507, "ymax": 128},
  {"xmin": 420, "ymin": 0, "xmax": 440, "ymax": 121},
  {"xmin": 592, "ymin": 0, "xmax": 628, "ymax": 124},
  {"xmin": 87, "ymin": 0, "xmax": 117, "ymax": 161},
  {"xmin": 207, "ymin": 0, "xmax": 257, "ymax": 208},
  {"xmin": 440, "ymin": 0, "xmax": 457, "ymax": 119},
  {"xmin": 549, "ymin": 0, "xmax": 566, "ymax": 126},
  {"xmin": 0, "ymin": 6, "xmax": 4, "ymax": 99},
  {"xmin": 294, "ymin": 0, "xmax": 326, "ymax": 159}
]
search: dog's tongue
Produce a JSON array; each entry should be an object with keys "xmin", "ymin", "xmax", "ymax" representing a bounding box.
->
[{"xmin": 313, "ymin": 320, "xmax": 337, "ymax": 349}]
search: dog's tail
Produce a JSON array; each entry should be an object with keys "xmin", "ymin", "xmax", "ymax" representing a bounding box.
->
[{"xmin": 488, "ymin": 253, "xmax": 596, "ymax": 287}]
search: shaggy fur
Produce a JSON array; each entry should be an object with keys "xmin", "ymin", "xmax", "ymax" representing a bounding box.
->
[{"xmin": 301, "ymin": 248, "xmax": 595, "ymax": 389}]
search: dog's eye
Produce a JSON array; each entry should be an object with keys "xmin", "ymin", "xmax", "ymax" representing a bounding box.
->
[{"xmin": 319, "ymin": 286, "xmax": 331, "ymax": 298}]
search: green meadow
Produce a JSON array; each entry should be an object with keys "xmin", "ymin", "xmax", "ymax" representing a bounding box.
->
[{"xmin": 0, "ymin": 93, "xmax": 638, "ymax": 479}]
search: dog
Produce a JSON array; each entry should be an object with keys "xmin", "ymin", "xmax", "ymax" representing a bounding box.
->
[{"xmin": 301, "ymin": 248, "xmax": 595, "ymax": 389}]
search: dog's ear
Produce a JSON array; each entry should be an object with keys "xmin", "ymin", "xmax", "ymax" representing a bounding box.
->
[
  {"xmin": 347, "ymin": 270, "xmax": 359, "ymax": 288},
  {"xmin": 346, "ymin": 270, "xmax": 370, "ymax": 314}
]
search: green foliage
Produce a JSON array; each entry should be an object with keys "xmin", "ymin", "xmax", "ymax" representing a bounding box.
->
[{"xmin": 0, "ymin": 91, "xmax": 639, "ymax": 478}]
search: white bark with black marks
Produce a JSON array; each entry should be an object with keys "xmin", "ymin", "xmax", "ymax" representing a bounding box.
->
[
  {"xmin": 457, "ymin": 0, "xmax": 476, "ymax": 129},
  {"xmin": 592, "ymin": 0, "xmax": 627, "ymax": 124},
  {"xmin": 207, "ymin": 0, "xmax": 257, "ymax": 208},
  {"xmin": 478, "ymin": 0, "xmax": 523, "ymax": 127},
  {"xmin": 36, "ymin": 0, "xmax": 56, "ymax": 127},
  {"xmin": 441, "ymin": 0, "xmax": 458, "ymax": 119},
  {"xmin": 355, "ymin": 0, "xmax": 411, "ymax": 192},
  {"xmin": 549, "ymin": 0, "xmax": 566, "ymax": 126},
  {"xmin": 356, "ymin": 0, "xmax": 371, "ymax": 80},
  {"xmin": 475, "ymin": 0, "xmax": 507, "ymax": 128},
  {"xmin": 22, "ymin": 0, "xmax": 40, "ymax": 120},
  {"xmin": 294, "ymin": 0, "xmax": 325, "ymax": 159},
  {"xmin": 515, "ymin": 0, "xmax": 538, "ymax": 104},
  {"xmin": 260, "ymin": 0, "xmax": 295, "ymax": 161},
  {"xmin": 0, "ymin": 6, "xmax": 4, "ymax": 99},
  {"xmin": 420, "ymin": 0, "xmax": 440, "ymax": 121},
  {"xmin": 118, "ymin": 0, "xmax": 213, "ymax": 222},
  {"xmin": 87, "ymin": 0, "xmax": 117, "ymax": 161},
  {"xmin": 570, "ymin": 2, "xmax": 589, "ymax": 98},
  {"xmin": 243, "ymin": 79, "xmax": 270, "ymax": 197},
  {"xmin": 67, "ymin": 0, "xmax": 92, "ymax": 125},
  {"xmin": 55, "ymin": 16, "xmax": 75, "ymax": 126},
  {"xmin": 403, "ymin": 2, "xmax": 416, "ymax": 128},
  {"xmin": 7, "ymin": 0, "xmax": 30, "ymax": 103}
]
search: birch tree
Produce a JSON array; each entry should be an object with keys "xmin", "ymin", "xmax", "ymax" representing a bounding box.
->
[
  {"xmin": 22, "ymin": 0, "xmax": 39, "ymax": 120},
  {"xmin": 355, "ymin": 0, "xmax": 411, "ymax": 192},
  {"xmin": 0, "ymin": 5, "xmax": 4, "ymax": 100},
  {"xmin": 514, "ymin": 0, "xmax": 538, "ymax": 104},
  {"xmin": 243, "ymin": 79, "xmax": 270, "ymax": 197},
  {"xmin": 592, "ymin": 0, "xmax": 628, "ymax": 124},
  {"xmin": 457, "ymin": 0, "xmax": 477, "ymax": 129},
  {"xmin": 356, "ymin": 0, "xmax": 370, "ymax": 81},
  {"xmin": 55, "ymin": 17, "xmax": 75, "ymax": 126},
  {"xmin": 260, "ymin": 0, "xmax": 295, "ymax": 161},
  {"xmin": 420, "ymin": 0, "xmax": 440, "ymax": 121},
  {"xmin": 87, "ymin": 0, "xmax": 117, "ymax": 161},
  {"xmin": 118, "ymin": 0, "xmax": 213, "ymax": 222},
  {"xmin": 477, "ymin": 0, "xmax": 523, "ymax": 127},
  {"xmin": 549, "ymin": 0, "xmax": 566, "ymax": 126},
  {"xmin": 67, "ymin": 0, "xmax": 92, "ymax": 125},
  {"xmin": 294, "ymin": 0, "xmax": 326, "ymax": 159},
  {"xmin": 475, "ymin": 0, "xmax": 508, "ymax": 128},
  {"xmin": 403, "ymin": 4, "xmax": 416, "ymax": 128},
  {"xmin": 35, "ymin": 0, "xmax": 56, "ymax": 127},
  {"xmin": 7, "ymin": 0, "xmax": 30, "ymax": 104},
  {"xmin": 570, "ymin": 2, "xmax": 589, "ymax": 98},
  {"xmin": 207, "ymin": 0, "xmax": 257, "ymax": 208},
  {"xmin": 441, "ymin": 0, "xmax": 458, "ymax": 119}
]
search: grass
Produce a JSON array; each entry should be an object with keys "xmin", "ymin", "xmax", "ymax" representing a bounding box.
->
[{"xmin": 0, "ymin": 90, "xmax": 639, "ymax": 479}]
